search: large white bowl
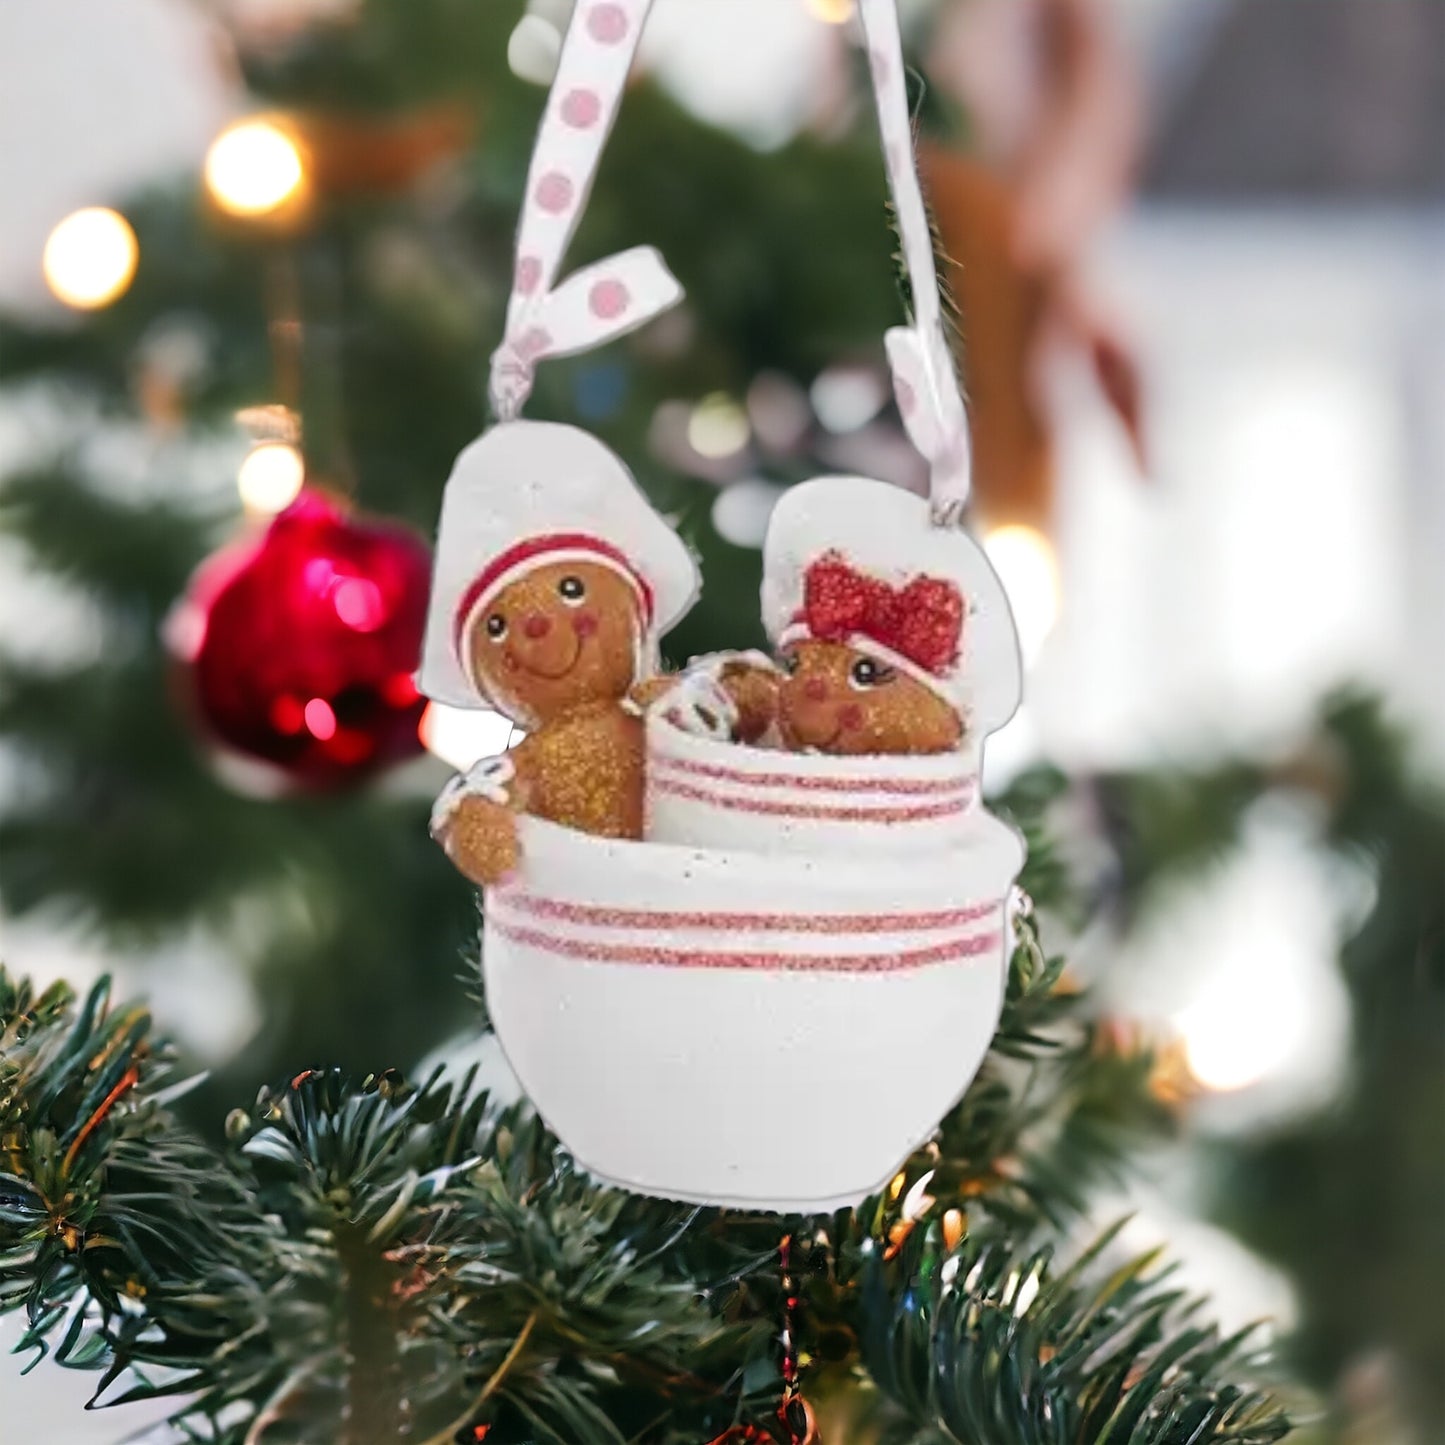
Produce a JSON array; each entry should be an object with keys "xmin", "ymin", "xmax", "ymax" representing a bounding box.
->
[
  {"xmin": 645, "ymin": 713, "xmax": 982, "ymax": 857},
  {"xmin": 483, "ymin": 812, "xmax": 1024, "ymax": 1211}
]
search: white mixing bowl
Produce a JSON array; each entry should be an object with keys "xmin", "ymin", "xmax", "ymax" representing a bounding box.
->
[{"xmin": 483, "ymin": 812, "xmax": 1023, "ymax": 1210}]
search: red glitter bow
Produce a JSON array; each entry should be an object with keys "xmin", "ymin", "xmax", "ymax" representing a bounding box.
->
[{"xmin": 799, "ymin": 551, "xmax": 963, "ymax": 676}]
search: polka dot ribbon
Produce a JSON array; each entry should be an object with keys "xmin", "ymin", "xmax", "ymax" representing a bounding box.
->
[
  {"xmin": 489, "ymin": 0, "xmax": 681, "ymax": 422},
  {"xmin": 857, "ymin": 0, "xmax": 973, "ymax": 525}
]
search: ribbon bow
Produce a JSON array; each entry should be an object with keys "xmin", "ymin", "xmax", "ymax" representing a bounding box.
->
[
  {"xmin": 800, "ymin": 552, "xmax": 963, "ymax": 676},
  {"xmin": 486, "ymin": 0, "xmax": 682, "ymax": 422}
]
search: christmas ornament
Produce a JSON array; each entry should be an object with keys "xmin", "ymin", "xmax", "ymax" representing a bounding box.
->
[
  {"xmin": 170, "ymin": 491, "xmax": 430, "ymax": 786},
  {"xmin": 421, "ymin": 0, "xmax": 1024, "ymax": 1211}
]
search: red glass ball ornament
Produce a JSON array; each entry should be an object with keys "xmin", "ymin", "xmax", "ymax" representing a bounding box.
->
[{"xmin": 169, "ymin": 491, "xmax": 431, "ymax": 787}]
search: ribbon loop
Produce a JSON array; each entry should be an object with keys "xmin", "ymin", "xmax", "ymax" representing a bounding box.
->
[
  {"xmin": 856, "ymin": 0, "xmax": 973, "ymax": 523},
  {"xmin": 488, "ymin": 0, "xmax": 681, "ymax": 419}
]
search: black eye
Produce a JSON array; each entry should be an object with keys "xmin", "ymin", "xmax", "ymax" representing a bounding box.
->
[
  {"xmin": 557, "ymin": 575, "xmax": 586, "ymax": 604},
  {"xmin": 850, "ymin": 657, "xmax": 895, "ymax": 689},
  {"xmin": 485, "ymin": 614, "xmax": 507, "ymax": 639}
]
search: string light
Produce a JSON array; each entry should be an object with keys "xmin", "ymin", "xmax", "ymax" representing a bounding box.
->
[
  {"xmin": 205, "ymin": 118, "xmax": 306, "ymax": 217},
  {"xmin": 806, "ymin": 0, "xmax": 856, "ymax": 21},
  {"xmin": 237, "ymin": 442, "xmax": 306, "ymax": 514},
  {"xmin": 983, "ymin": 524, "xmax": 1059, "ymax": 664},
  {"xmin": 42, "ymin": 208, "xmax": 138, "ymax": 310},
  {"xmin": 900, "ymin": 1169, "xmax": 936, "ymax": 1223}
]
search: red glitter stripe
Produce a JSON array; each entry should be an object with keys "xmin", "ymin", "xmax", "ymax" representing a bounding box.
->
[
  {"xmin": 652, "ymin": 776, "xmax": 967, "ymax": 823},
  {"xmin": 495, "ymin": 894, "xmax": 999, "ymax": 935},
  {"xmin": 488, "ymin": 919, "xmax": 1003, "ymax": 973},
  {"xmin": 654, "ymin": 752, "xmax": 975, "ymax": 798}
]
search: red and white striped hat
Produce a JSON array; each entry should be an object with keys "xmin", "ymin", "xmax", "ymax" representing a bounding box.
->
[
  {"xmin": 418, "ymin": 421, "xmax": 699, "ymax": 710},
  {"xmin": 761, "ymin": 476, "xmax": 1022, "ymax": 735}
]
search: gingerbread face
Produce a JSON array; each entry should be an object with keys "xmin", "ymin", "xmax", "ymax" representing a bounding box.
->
[
  {"xmin": 465, "ymin": 559, "xmax": 643, "ymax": 725},
  {"xmin": 777, "ymin": 639, "xmax": 962, "ymax": 755}
]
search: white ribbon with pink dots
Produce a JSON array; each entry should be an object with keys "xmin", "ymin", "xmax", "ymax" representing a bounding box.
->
[
  {"xmin": 855, "ymin": 0, "xmax": 973, "ymax": 524},
  {"xmin": 492, "ymin": 0, "xmax": 971, "ymax": 524},
  {"xmin": 488, "ymin": 0, "xmax": 679, "ymax": 422}
]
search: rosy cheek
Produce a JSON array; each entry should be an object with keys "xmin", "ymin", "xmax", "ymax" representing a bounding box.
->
[
  {"xmin": 839, "ymin": 703, "xmax": 864, "ymax": 732},
  {"xmin": 572, "ymin": 610, "xmax": 599, "ymax": 638}
]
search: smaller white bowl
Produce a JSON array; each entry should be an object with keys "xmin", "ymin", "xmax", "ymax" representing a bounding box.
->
[{"xmin": 645, "ymin": 713, "xmax": 981, "ymax": 857}]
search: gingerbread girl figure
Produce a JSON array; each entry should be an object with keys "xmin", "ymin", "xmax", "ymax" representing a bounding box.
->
[
  {"xmin": 417, "ymin": 420, "xmax": 699, "ymax": 885},
  {"xmin": 763, "ymin": 476, "xmax": 1021, "ymax": 754},
  {"xmin": 681, "ymin": 475, "xmax": 1020, "ymax": 758}
]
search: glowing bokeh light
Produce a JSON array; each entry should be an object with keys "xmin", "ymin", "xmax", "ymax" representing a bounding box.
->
[
  {"xmin": 303, "ymin": 697, "xmax": 337, "ymax": 741},
  {"xmin": 806, "ymin": 0, "xmax": 855, "ymax": 21},
  {"xmin": 1175, "ymin": 964, "xmax": 1309, "ymax": 1094},
  {"xmin": 712, "ymin": 479, "xmax": 785, "ymax": 549},
  {"xmin": 333, "ymin": 577, "xmax": 386, "ymax": 632},
  {"xmin": 205, "ymin": 119, "xmax": 306, "ymax": 217},
  {"xmin": 42, "ymin": 208, "xmax": 139, "ymax": 310},
  {"xmin": 687, "ymin": 393, "xmax": 750, "ymax": 460},
  {"xmin": 984, "ymin": 524, "xmax": 1060, "ymax": 664},
  {"xmin": 237, "ymin": 442, "xmax": 305, "ymax": 513},
  {"xmin": 810, "ymin": 366, "xmax": 886, "ymax": 434},
  {"xmin": 507, "ymin": 14, "xmax": 562, "ymax": 84}
]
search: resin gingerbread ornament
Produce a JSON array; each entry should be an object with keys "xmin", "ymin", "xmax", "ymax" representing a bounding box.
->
[{"xmin": 416, "ymin": 0, "xmax": 1026, "ymax": 1212}]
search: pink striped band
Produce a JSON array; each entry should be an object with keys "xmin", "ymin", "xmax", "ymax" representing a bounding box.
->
[
  {"xmin": 488, "ymin": 918, "xmax": 1003, "ymax": 973},
  {"xmin": 653, "ymin": 751, "xmax": 975, "ymax": 798},
  {"xmin": 494, "ymin": 893, "xmax": 998, "ymax": 934},
  {"xmin": 651, "ymin": 776, "xmax": 968, "ymax": 824}
]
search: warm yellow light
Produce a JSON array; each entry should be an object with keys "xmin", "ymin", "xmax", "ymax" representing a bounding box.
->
[
  {"xmin": 1175, "ymin": 976, "xmax": 1299, "ymax": 1095},
  {"xmin": 806, "ymin": 0, "xmax": 856, "ymax": 22},
  {"xmin": 205, "ymin": 119, "xmax": 306, "ymax": 217},
  {"xmin": 42, "ymin": 208, "xmax": 138, "ymax": 310},
  {"xmin": 984, "ymin": 524, "xmax": 1059, "ymax": 664},
  {"xmin": 237, "ymin": 442, "xmax": 305, "ymax": 514}
]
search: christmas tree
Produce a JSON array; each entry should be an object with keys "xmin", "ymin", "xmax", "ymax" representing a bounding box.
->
[{"xmin": 0, "ymin": 1, "xmax": 1439, "ymax": 1441}]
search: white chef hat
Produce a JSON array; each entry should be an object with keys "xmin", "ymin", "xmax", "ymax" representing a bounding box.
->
[
  {"xmin": 417, "ymin": 421, "xmax": 700, "ymax": 710},
  {"xmin": 760, "ymin": 476, "xmax": 1022, "ymax": 735}
]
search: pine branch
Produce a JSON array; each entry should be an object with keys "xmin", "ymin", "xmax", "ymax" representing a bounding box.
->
[
  {"xmin": 848, "ymin": 1223, "xmax": 1289, "ymax": 1445},
  {"xmin": 0, "ymin": 923, "xmax": 1285, "ymax": 1445},
  {"xmin": 0, "ymin": 972, "xmax": 781, "ymax": 1443},
  {"xmin": 0, "ymin": 463, "xmax": 215, "ymax": 622}
]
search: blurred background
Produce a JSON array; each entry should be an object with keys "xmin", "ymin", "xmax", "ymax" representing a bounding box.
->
[{"xmin": 0, "ymin": 0, "xmax": 1440, "ymax": 1440}]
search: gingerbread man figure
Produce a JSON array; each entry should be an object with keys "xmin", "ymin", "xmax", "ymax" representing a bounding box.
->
[{"xmin": 417, "ymin": 421, "xmax": 699, "ymax": 885}]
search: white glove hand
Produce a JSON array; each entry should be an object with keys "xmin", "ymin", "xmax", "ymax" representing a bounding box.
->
[
  {"xmin": 429, "ymin": 755, "xmax": 516, "ymax": 838},
  {"xmin": 655, "ymin": 667, "xmax": 739, "ymax": 742}
]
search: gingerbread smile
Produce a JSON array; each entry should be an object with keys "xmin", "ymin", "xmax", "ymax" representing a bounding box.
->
[{"xmin": 508, "ymin": 635, "xmax": 584, "ymax": 681}]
